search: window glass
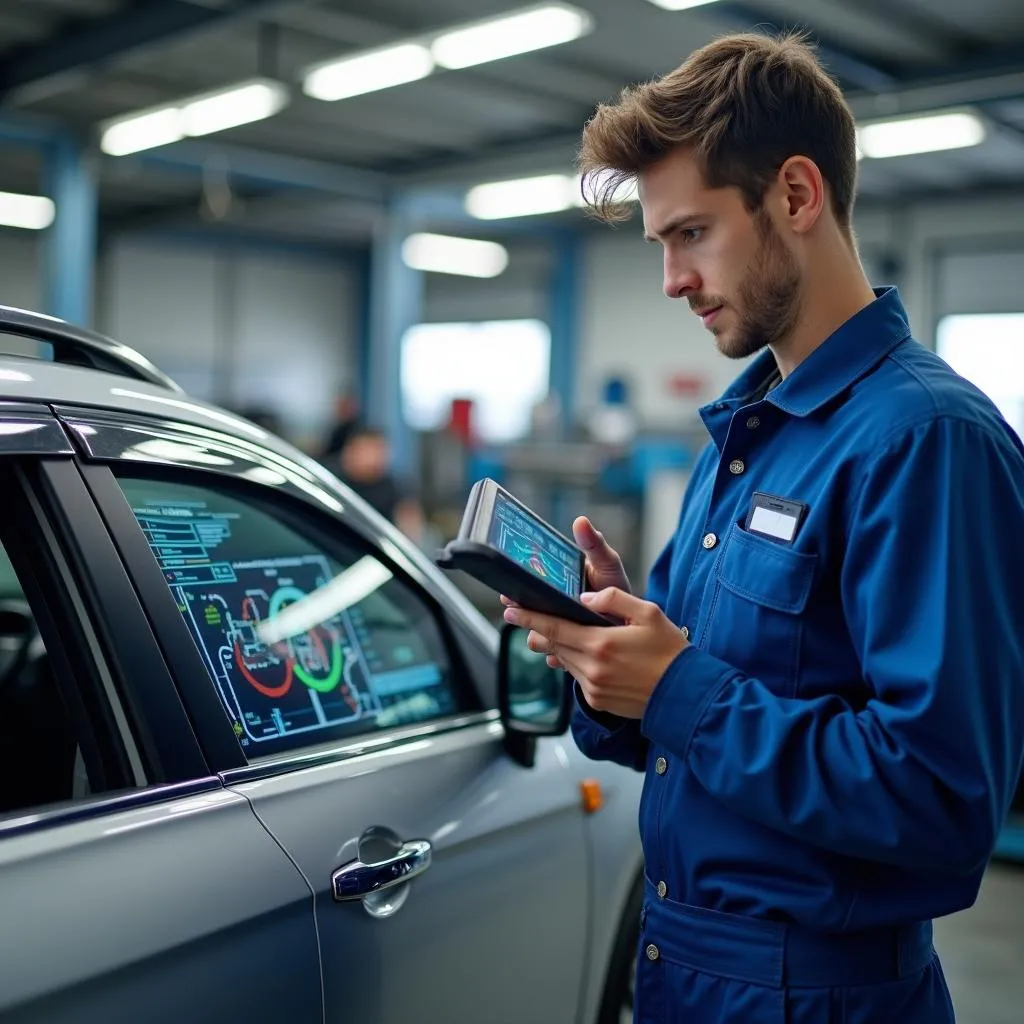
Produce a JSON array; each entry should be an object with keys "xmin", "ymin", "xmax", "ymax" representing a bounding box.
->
[
  {"xmin": 116, "ymin": 477, "xmax": 467, "ymax": 759},
  {"xmin": 401, "ymin": 319, "xmax": 550, "ymax": 443},
  {"xmin": 937, "ymin": 314, "xmax": 1024, "ymax": 440},
  {"xmin": 0, "ymin": 541, "xmax": 93, "ymax": 816}
]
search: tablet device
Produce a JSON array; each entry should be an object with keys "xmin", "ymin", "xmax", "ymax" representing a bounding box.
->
[{"xmin": 436, "ymin": 478, "xmax": 613, "ymax": 627}]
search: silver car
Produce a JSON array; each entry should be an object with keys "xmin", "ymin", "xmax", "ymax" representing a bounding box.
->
[{"xmin": 0, "ymin": 306, "xmax": 644, "ymax": 1024}]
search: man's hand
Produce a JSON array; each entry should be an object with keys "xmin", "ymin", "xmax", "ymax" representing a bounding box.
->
[
  {"xmin": 573, "ymin": 516, "xmax": 631, "ymax": 594},
  {"xmin": 503, "ymin": 587, "xmax": 689, "ymax": 720},
  {"xmin": 501, "ymin": 516, "xmax": 630, "ymax": 670}
]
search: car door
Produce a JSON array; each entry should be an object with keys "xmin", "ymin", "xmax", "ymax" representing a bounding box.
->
[
  {"xmin": 67, "ymin": 409, "xmax": 593, "ymax": 1024},
  {"xmin": 0, "ymin": 411, "xmax": 321, "ymax": 1023}
]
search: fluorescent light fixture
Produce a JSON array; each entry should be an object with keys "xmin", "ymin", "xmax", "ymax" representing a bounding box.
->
[
  {"xmin": 181, "ymin": 78, "xmax": 288, "ymax": 137},
  {"xmin": 100, "ymin": 77, "xmax": 288, "ymax": 156},
  {"xmin": 431, "ymin": 3, "xmax": 592, "ymax": 70},
  {"xmin": 100, "ymin": 107, "xmax": 183, "ymax": 156},
  {"xmin": 466, "ymin": 173, "xmax": 579, "ymax": 219},
  {"xmin": 465, "ymin": 170, "xmax": 640, "ymax": 221},
  {"xmin": 303, "ymin": 43, "xmax": 434, "ymax": 101},
  {"xmin": 856, "ymin": 109, "xmax": 986, "ymax": 159},
  {"xmin": 645, "ymin": 0, "xmax": 720, "ymax": 9},
  {"xmin": 0, "ymin": 191, "xmax": 55, "ymax": 230},
  {"xmin": 402, "ymin": 233, "xmax": 509, "ymax": 277}
]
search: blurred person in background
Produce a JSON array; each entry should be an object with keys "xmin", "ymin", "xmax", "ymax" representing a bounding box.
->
[
  {"xmin": 333, "ymin": 426, "xmax": 424, "ymax": 544},
  {"xmin": 503, "ymin": 30, "xmax": 1024, "ymax": 1024},
  {"xmin": 320, "ymin": 390, "xmax": 361, "ymax": 462}
]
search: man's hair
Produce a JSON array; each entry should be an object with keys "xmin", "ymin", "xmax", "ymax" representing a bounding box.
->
[{"xmin": 577, "ymin": 32, "xmax": 858, "ymax": 230}]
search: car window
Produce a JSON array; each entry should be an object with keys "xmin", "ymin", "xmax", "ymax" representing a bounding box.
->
[
  {"xmin": 0, "ymin": 540, "xmax": 94, "ymax": 816},
  {"xmin": 115, "ymin": 476, "xmax": 469, "ymax": 760}
]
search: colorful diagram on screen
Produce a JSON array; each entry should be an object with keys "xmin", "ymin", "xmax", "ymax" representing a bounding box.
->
[
  {"xmin": 182, "ymin": 562, "xmax": 377, "ymax": 745},
  {"xmin": 494, "ymin": 520, "xmax": 578, "ymax": 596},
  {"xmin": 228, "ymin": 587, "xmax": 359, "ymax": 711},
  {"xmin": 129, "ymin": 500, "xmax": 453, "ymax": 751}
]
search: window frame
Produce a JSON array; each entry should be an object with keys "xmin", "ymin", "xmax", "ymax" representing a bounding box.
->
[
  {"xmin": 0, "ymin": 421, "xmax": 215, "ymax": 837},
  {"xmin": 79, "ymin": 452, "xmax": 497, "ymax": 780}
]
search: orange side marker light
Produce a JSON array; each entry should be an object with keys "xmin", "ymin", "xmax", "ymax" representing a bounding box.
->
[{"xmin": 580, "ymin": 778, "xmax": 604, "ymax": 814}]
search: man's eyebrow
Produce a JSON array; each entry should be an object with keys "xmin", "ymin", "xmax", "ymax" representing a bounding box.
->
[{"xmin": 643, "ymin": 213, "xmax": 704, "ymax": 243}]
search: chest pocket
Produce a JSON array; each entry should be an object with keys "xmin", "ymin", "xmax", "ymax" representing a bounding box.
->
[{"xmin": 699, "ymin": 523, "xmax": 817, "ymax": 695}]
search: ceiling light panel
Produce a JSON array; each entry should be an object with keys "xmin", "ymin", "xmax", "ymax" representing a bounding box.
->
[
  {"xmin": 466, "ymin": 174, "xmax": 580, "ymax": 219},
  {"xmin": 401, "ymin": 233, "xmax": 509, "ymax": 278},
  {"xmin": 181, "ymin": 79, "xmax": 288, "ymax": 137},
  {"xmin": 0, "ymin": 191, "xmax": 56, "ymax": 231},
  {"xmin": 303, "ymin": 43, "xmax": 434, "ymax": 101},
  {"xmin": 100, "ymin": 78, "xmax": 288, "ymax": 156},
  {"xmin": 856, "ymin": 109, "xmax": 986, "ymax": 159},
  {"xmin": 431, "ymin": 3, "xmax": 593, "ymax": 70}
]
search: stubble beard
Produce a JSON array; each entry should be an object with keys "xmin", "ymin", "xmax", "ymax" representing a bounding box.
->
[{"xmin": 715, "ymin": 211, "xmax": 802, "ymax": 361}]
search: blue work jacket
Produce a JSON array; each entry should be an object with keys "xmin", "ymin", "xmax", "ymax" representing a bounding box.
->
[{"xmin": 573, "ymin": 287, "xmax": 1024, "ymax": 933}]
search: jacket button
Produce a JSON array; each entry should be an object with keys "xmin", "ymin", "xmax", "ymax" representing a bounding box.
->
[
  {"xmin": 729, "ymin": 459, "xmax": 745, "ymax": 475},
  {"xmin": 702, "ymin": 532, "xmax": 717, "ymax": 550},
  {"xmin": 646, "ymin": 944, "xmax": 660, "ymax": 961},
  {"xmin": 746, "ymin": 416, "xmax": 760, "ymax": 429},
  {"xmin": 656, "ymin": 880, "xmax": 667, "ymax": 899},
  {"xmin": 680, "ymin": 625, "xmax": 689, "ymax": 641},
  {"xmin": 655, "ymin": 756, "xmax": 668, "ymax": 775}
]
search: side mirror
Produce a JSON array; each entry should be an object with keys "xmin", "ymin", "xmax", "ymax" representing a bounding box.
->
[{"xmin": 498, "ymin": 624, "xmax": 572, "ymax": 762}]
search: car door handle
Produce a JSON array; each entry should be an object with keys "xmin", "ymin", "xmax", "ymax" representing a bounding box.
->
[{"xmin": 331, "ymin": 838, "xmax": 433, "ymax": 901}]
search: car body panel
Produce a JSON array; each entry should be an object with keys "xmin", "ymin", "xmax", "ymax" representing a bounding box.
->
[
  {"xmin": 0, "ymin": 784, "xmax": 322, "ymax": 1023},
  {"xmin": 231, "ymin": 723, "xmax": 591, "ymax": 1024}
]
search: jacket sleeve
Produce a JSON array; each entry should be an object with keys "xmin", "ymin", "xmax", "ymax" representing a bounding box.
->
[
  {"xmin": 569, "ymin": 544, "xmax": 668, "ymax": 772},
  {"xmin": 640, "ymin": 416, "xmax": 1024, "ymax": 874},
  {"xmin": 571, "ymin": 444, "xmax": 717, "ymax": 771}
]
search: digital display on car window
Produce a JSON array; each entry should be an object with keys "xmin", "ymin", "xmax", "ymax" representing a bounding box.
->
[
  {"xmin": 118, "ymin": 480, "xmax": 461, "ymax": 758},
  {"xmin": 487, "ymin": 492, "xmax": 582, "ymax": 598}
]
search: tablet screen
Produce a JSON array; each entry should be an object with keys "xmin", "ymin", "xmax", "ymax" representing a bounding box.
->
[{"xmin": 487, "ymin": 491, "xmax": 582, "ymax": 598}]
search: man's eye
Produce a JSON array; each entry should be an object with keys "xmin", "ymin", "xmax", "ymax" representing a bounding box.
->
[{"xmin": 681, "ymin": 227, "xmax": 704, "ymax": 243}]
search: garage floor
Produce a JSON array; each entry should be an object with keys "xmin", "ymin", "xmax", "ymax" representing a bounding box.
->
[{"xmin": 936, "ymin": 862, "xmax": 1024, "ymax": 1024}]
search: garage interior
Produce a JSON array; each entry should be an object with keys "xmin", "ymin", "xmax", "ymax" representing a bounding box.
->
[{"xmin": 1, "ymin": 1, "xmax": 1024, "ymax": 1021}]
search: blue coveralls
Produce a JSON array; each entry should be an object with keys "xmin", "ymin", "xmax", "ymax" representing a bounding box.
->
[{"xmin": 572, "ymin": 288, "xmax": 1024, "ymax": 1023}]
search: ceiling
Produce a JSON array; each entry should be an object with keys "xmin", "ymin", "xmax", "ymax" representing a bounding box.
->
[{"xmin": 3, "ymin": 0, "xmax": 1024, "ymax": 245}]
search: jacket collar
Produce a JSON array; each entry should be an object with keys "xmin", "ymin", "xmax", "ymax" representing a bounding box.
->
[{"xmin": 703, "ymin": 286, "xmax": 913, "ymax": 423}]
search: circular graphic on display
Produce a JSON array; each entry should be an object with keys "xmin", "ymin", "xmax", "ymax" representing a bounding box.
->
[{"xmin": 234, "ymin": 587, "xmax": 346, "ymax": 699}]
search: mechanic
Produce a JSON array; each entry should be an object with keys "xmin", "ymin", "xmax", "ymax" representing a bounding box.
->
[{"xmin": 502, "ymin": 31, "xmax": 1024, "ymax": 1024}]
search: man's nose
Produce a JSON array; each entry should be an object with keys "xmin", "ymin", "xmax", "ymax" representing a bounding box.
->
[{"xmin": 664, "ymin": 257, "xmax": 701, "ymax": 300}]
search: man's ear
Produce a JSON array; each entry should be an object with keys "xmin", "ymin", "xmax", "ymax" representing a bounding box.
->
[{"xmin": 775, "ymin": 156, "xmax": 825, "ymax": 236}]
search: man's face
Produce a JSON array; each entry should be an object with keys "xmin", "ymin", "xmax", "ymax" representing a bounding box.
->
[{"xmin": 640, "ymin": 147, "xmax": 801, "ymax": 360}]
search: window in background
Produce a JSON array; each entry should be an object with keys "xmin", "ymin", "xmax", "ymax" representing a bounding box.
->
[
  {"xmin": 936, "ymin": 314, "xmax": 1024, "ymax": 439},
  {"xmin": 401, "ymin": 319, "xmax": 550, "ymax": 443}
]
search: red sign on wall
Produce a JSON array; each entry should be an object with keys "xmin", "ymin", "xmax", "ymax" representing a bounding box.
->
[{"xmin": 667, "ymin": 373, "xmax": 706, "ymax": 398}]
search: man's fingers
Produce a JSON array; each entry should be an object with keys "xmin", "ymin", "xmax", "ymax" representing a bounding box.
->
[
  {"xmin": 503, "ymin": 605, "xmax": 578, "ymax": 648},
  {"xmin": 580, "ymin": 587, "xmax": 652, "ymax": 623},
  {"xmin": 573, "ymin": 517, "xmax": 631, "ymax": 593},
  {"xmin": 526, "ymin": 630, "xmax": 554, "ymax": 656}
]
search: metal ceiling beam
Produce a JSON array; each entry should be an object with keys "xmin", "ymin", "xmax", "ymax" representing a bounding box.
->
[
  {"xmin": 711, "ymin": 3, "xmax": 897, "ymax": 93},
  {"xmin": 128, "ymin": 140, "xmax": 391, "ymax": 202},
  {"xmin": 0, "ymin": 0, "xmax": 310, "ymax": 104}
]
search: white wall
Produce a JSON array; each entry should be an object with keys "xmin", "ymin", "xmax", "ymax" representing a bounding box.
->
[{"xmin": 98, "ymin": 238, "xmax": 358, "ymax": 448}]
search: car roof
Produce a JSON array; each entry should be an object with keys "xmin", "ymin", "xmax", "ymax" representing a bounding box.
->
[{"xmin": 0, "ymin": 304, "xmax": 297, "ymax": 461}]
